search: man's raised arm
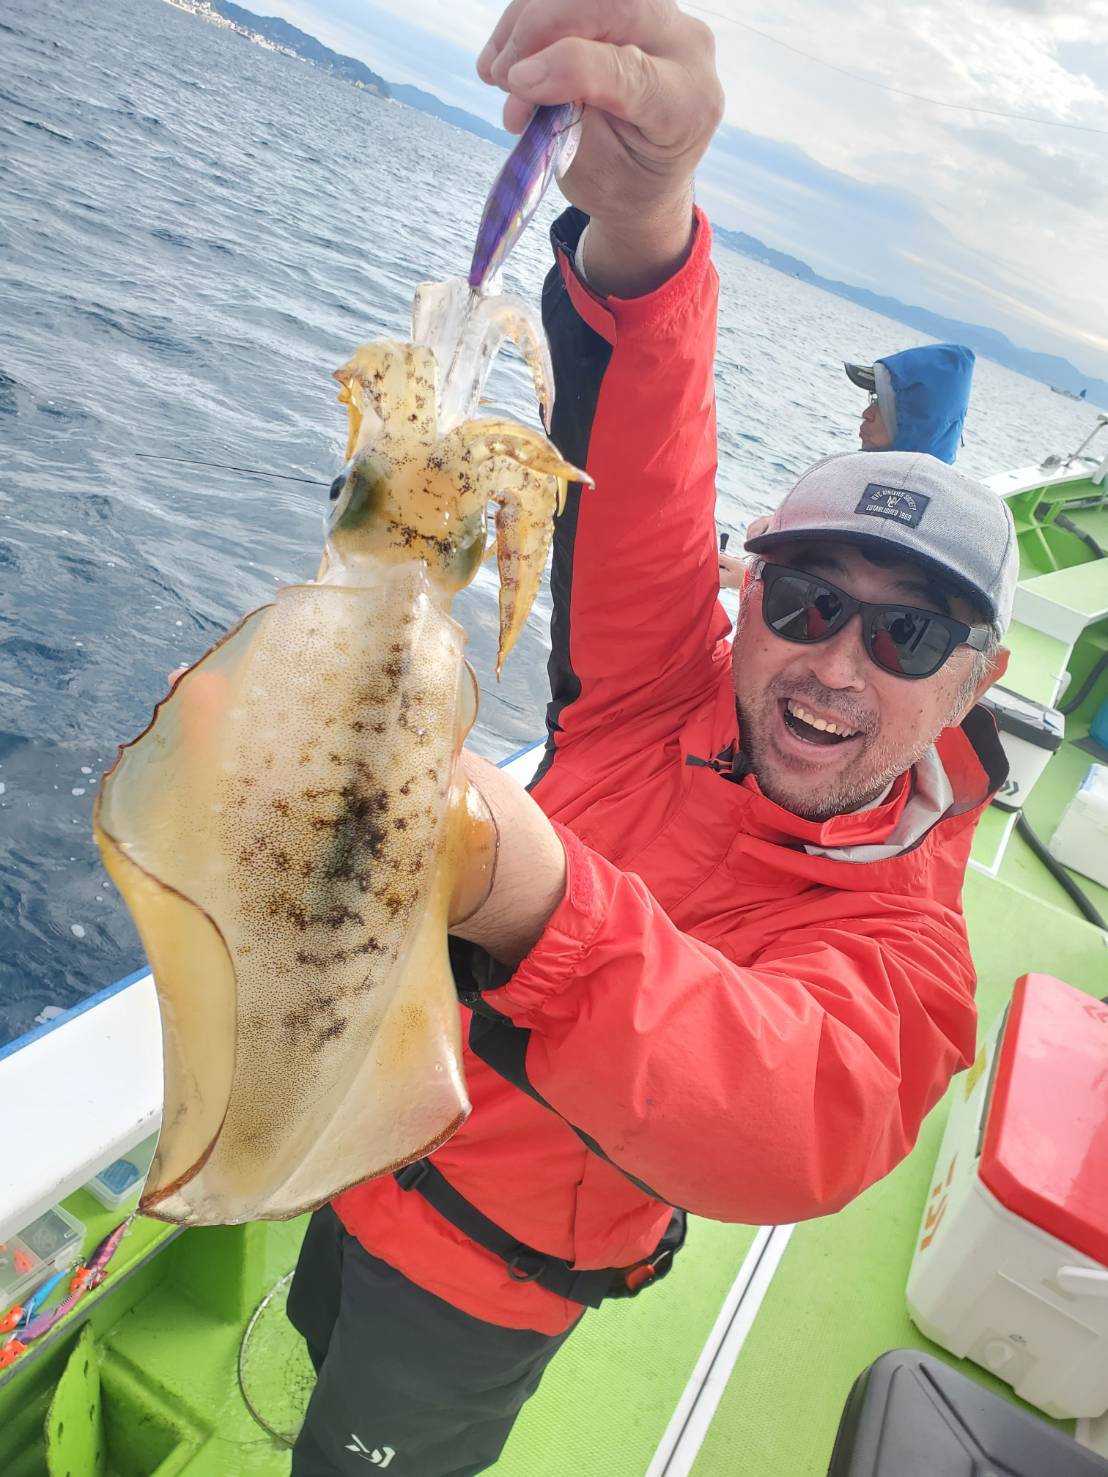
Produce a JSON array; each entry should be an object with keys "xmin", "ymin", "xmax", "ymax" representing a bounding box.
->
[{"xmin": 480, "ymin": 0, "xmax": 729, "ymax": 745}]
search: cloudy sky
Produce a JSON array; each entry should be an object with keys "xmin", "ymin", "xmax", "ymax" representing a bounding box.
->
[{"xmin": 253, "ymin": 0, "xmax": 1108, "ymax": 378}]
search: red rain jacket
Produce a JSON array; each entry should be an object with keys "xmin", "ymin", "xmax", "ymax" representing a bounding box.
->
[{"xmin": 334, "ymin": 208, "xmax": 1007, "ymax": 1334}]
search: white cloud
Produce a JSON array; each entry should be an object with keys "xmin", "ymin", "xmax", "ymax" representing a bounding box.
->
[
  {"xmin": 261, "ymin": 0, "xmax": 1108, "ymax": 375},
  {"xmin": 686, "ymin": 0, "xmax": 1108, "ymax": 371}
]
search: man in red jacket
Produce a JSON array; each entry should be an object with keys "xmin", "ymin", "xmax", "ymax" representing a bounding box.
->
[{"xmin": 288, "ymin": 4, "xmax": 1017, "ymax": 1474}]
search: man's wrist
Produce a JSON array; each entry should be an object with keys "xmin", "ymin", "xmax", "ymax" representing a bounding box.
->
[
  {"xmin": 580, "ymin": 191, "xmax": 697, "ymax": 298},
  {"xmin": 450, "ymin": 753, "xmax": 567, "ymax": 968}
]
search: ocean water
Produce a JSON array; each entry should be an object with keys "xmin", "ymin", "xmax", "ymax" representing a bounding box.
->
[{"xmin": 0, "ymin": 0, "xmax": 1100, "ymax": 1043}]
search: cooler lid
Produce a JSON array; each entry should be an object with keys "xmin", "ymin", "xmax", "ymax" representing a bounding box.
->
[{"xmin": 980, "ymin": 974, "xmax": 1108, "ymax": 1266}]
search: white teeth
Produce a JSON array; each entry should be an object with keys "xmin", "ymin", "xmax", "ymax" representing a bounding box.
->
[{"xmin": 786, "ymin": 700, "xmax": 857, "ymax": 738}]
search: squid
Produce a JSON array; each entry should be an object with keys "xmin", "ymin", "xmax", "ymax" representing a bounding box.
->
[{"xmin": 94, "ymin": 278, "xmax": 589, "ymax": 1225}]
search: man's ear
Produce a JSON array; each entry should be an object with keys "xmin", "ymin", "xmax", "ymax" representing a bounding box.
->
[
  {"xmin": 954, "ymin": 645, "xmax": 1008, "ymax": 727},
  {"xmin": 973, "ymin": 645, "xmax": 1009, "ymax": 705},
  {"xmin": 986, "ymin": 646, "xmax": 1016, "ymax": 691}
]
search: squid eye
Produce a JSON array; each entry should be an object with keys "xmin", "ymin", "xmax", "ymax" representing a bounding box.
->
[{"xmin": 328, "ymin": 474, "xmax": 346, "ymax": 502}]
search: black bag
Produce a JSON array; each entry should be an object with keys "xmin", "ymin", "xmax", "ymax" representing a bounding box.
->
[{"xmin": 827, "ymin": 1349, "xmax": 1108, "ymax": 1476}]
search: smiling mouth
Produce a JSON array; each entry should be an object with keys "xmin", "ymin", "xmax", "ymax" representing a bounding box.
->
[{"xmin": 782, "ymin": 698, "xmax": 861, "ymax": 747}]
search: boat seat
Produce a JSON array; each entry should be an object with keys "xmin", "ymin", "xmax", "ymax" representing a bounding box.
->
[
  {"xmin": 1001, "ymin": 621, "xmax": 1073, "ymax": 708},
  {"xmin": 1014, "ymin": 560, "xmax": 1108, "ymax": 649}
]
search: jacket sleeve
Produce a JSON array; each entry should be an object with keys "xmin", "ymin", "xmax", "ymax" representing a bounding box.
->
[
  {"xmin": 472, "ymin": 827, "xmax": 978, "ymax": 1224},
  {"xmin": 539, "ymin": 207, "xmax": 732, "ymax": 754}
]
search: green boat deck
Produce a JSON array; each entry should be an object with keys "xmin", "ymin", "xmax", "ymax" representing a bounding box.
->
[
  {"xmin": 2, "ymin": 473, "xmax": 1105, "ymax": 1476},
  {"xmin": 2, "ymin": 863, "xmax": 1101, "ymax": 1476}
]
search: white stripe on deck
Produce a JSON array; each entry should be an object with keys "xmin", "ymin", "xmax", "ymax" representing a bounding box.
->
[{"xmin": 646, "ymin": 1224, "xmax": 795, "ymax": 1477}]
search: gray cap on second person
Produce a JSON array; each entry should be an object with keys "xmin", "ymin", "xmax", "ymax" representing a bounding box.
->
[
  {"xmin": 745, "ymin": 450, "xmax": 1019, "ymax": 635},
  {"xmin": 843, "ymin": 361, "xmax": 877, "ymax": 391}
]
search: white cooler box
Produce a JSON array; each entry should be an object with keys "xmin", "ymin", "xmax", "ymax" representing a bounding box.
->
[
  {"xmin": 1050, "ymin": 763, "xmax": 1108, "ymax": 890},
  {"xmin": 906, "ymin": 973, "xmax": 1108, "ymax": 1420},
  {"xmin": 980, "ymin": 684, "xmax": 1064, "ymax": 811}
]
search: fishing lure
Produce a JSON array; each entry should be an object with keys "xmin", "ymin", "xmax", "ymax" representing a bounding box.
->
[
  {"xmin": 4, "ymin": 1219, "xmax": 133, "ymax": 1353},
  {"xmin": 468, "ymin": 101, "xmax": 584, "ymax": 292}
]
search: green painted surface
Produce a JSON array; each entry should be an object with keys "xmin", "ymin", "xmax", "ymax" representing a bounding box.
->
[
  {"xmin": 1009, "ymin": 478, "xmax": 1107, "ymax": 577},
  {"xmin": 1002, "ymin": 725, "xmax": 1108, "ymax": 924},
  {"xmin": 44, "ymin": 1327, "xmax": 105, "ymax": 1477},
  {"xmin": 1021, "ymin": 558, "xmax": 1108, "ymax": 619},
  {"xmin": 0, "ymin": 1216, "xmax": 303, "ymax": 1476},
  {"xmin": 688, "ymin": 874, "xmax": 1105, "ymax": 1477},
  {"xmin": 999, "ymin": 621, "xmax": 1070, "ymax": 706},
  {"xmin": 491, "ymin": 1220, "xmax": 758, "ymax": 1476}
]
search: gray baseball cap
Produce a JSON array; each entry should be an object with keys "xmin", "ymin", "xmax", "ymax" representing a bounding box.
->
[
  {"xmin": 843, "ymin": 361, "xmax": 877, "ymax": 391},
  {"xmin": 745, "ymin": 450, "xmax": 1018, "ymax": 635}
]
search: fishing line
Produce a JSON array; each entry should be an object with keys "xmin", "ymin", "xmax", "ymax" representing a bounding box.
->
[
  {"xmin": 683, "ymin": 4, "xmax": 1108, "ymax": 138},
  {"xmin": 135, "ymin": 452, "xmax": 329, "ymax": 487}
]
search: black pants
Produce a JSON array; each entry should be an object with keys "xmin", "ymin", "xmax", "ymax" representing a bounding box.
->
[{"xmin": 287, "ymin": 1206, "xmax": 582, "ymax": 1477}]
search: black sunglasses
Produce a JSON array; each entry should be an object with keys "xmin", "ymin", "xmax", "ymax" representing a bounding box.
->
[{"xmin": 756, "ymin": 562, "xmax": 991, "ymax": 680}]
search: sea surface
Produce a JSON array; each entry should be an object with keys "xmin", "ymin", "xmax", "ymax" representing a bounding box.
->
[{"xmin": 1, "ymin": 0, "xmax": 1101, "ymax": 1043}]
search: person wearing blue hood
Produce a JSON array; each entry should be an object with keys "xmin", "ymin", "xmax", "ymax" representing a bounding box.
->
[
  {"xmin": 719, "ymin": 342, "xmax": 977, "ymax": 589},
  {"xmin": 845, "ymin": 344, "xmax": 975, "ymax": 465}
]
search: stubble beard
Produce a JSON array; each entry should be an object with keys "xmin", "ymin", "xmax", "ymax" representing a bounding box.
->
[{"xmin": 736, "ymin": 682, "xmax": 936, "ymax": 820}]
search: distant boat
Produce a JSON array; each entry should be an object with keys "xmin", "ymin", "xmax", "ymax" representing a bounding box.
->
[{"xmin": 1050, "ymin": 384, "xmax": 1087, "ymax": 400}]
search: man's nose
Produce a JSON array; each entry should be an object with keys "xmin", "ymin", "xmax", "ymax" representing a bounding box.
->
[{"xmin": 803, "ymin": 616, "xmax": 869, "ymax": 691}]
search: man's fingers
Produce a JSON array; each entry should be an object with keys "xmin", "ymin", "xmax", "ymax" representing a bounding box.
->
[
  {"xmin": 506, "ymin": 38, "xmax": 681, "ymax": 136},
  {"xmin": 502, "ymin": 93, "xmax": 535, "ymax": 135},
  {"xmin": 489, "ymin": 0, "xmax": 675, "ymax": 87},
  {"xmin": 718, "ymin": 552, "xmax": 746, "ymax": 590},
  {"xmin": 478, "ymin": 0, "xmax": 530, "ymax": 83}
]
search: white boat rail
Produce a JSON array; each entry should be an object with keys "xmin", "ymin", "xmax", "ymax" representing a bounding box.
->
[{"xmin": 0, "ymin": 740, "xmax": 548, "ymax": 1244}]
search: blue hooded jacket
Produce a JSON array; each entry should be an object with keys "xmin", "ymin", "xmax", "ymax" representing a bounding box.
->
[{"xmin": 875, "ymin": 343, "xmax": 975, "ymax": 464}]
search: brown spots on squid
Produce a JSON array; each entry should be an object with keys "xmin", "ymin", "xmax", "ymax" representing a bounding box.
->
[
  {"xmin": 280, "ymin": 991, "xmax": 351, "ymax": 1053},
  {"xmin": 316, "ymin": 1018, "xmax": 349, "ymax": 1047}
]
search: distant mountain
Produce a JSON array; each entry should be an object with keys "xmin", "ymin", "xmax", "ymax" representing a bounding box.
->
[
  {"xmin": 387, "ymin": 82, "xmax": 512, "ymax": 149},
  {"xmin": 211, "ymin": 1, "xmax": 389, "ymax": 93},
  {"xmin": 208, "ymin": 1, "xmax": 507, "ymax": 150},
  {"xmin": 714, "ymin": 224, "xmax": 1108, "ymax": 409},
  {"xmin": 199, "ymin": 4, "xmax": 1107, "ymax": 407}
]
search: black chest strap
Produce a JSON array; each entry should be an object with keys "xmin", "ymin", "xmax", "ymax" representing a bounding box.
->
[{"xmin": 394, "ymin": 1158, "xmax": 686, "ymax": 1309}]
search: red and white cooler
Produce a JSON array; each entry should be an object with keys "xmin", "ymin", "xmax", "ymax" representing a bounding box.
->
[{"xmin": 907, "ymin": 973, "xmax": 1108, "ymax": 1420}]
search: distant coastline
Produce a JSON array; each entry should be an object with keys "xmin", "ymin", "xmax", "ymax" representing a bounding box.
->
[{"xmin": 160, "ymin": 0, "xmax": 1106, "ymax": 409}]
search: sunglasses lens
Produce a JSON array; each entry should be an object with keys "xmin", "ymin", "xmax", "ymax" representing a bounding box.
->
[
  {"xmin": 869, "ymin": 609, "xmax": 954, "ymax": 677},
  {"xmin": 763, "ymin": 573, "xmax": 845, "ymax": 643}
]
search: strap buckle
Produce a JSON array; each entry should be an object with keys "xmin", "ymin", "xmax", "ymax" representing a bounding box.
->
[
  {"xmin": 395, "ymin": 1159, "xmax": 431, "ymax": 1193},
  {"xmin": 506, "ymin": 1249, "xmax": 549, "ymax": 1283},
  {"xmin": 619, "ymin": 1239, "xmax": 679, "ymax": 1297}
]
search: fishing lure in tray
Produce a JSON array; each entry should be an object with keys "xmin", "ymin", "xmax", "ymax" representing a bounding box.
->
[
  {"xmin": 0, "ymin": 1218, "xmax": 134, "ymax": 1365},
  {"xmin": 468, "ymin": 101, "xmax": 584, "ymax": 292}
]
